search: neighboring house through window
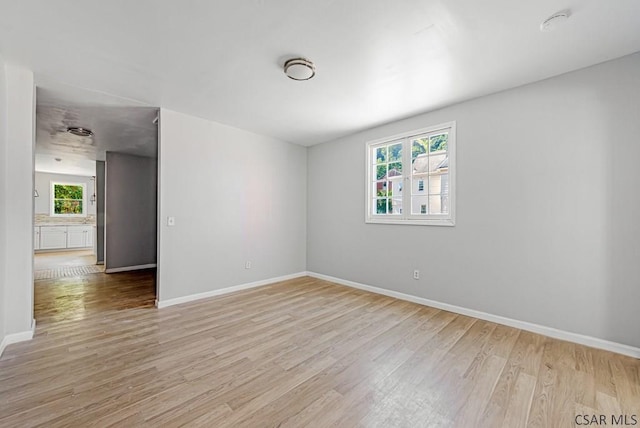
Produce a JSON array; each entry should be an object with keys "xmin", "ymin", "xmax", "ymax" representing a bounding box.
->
[
  {"xmin": 51, "ymin": 182, "xmax": 87, "ymax": 216},
  {"xmin": 366, "ymin": 121, "xmax": 456, "ymax": 226}
]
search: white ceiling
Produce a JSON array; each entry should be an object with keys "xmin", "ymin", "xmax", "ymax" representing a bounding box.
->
[
  {"xmin": 35, "ymin": 154, "xmax": 97, "ymax": 177},
  {"xmin": 36, "ymin": 82, "xmax": 158, "ymax": 163},
  {"xmin": 1, "ymin": 0, "xmax": 639, "ymax": 146}
]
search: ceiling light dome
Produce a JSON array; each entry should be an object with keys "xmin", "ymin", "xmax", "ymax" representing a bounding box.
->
[
  {"xmin": 540, "ymin": 10, "xmax": 571, "ymax": 32},
  {"xmin": 284, "ymin": 58, "xmax": 316, "ymax": 81},
  {"xmin": 67, "ymin": 127, "xmax": 94, "ymax": 137}
]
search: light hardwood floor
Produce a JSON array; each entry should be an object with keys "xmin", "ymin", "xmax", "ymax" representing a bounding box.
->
[
  {"xmin": 33, "ymin": 269, "xmax": 156, "ymax": 324},
  {"xmin": 1, "ymin": 275, "xmax": 638, "ymax": 427}
]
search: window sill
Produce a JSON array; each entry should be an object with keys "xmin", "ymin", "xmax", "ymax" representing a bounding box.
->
[{"xmin": 365, "ymin": 218, "xmax": 455, "ymax": 227}]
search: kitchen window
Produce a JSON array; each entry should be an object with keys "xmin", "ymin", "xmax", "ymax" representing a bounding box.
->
[
  {"xmin": 366, "ymin": 121, "xmax": 456, "ymax": 226},
  {"xmin": 51, "ymin": 182, "xmax": 87, "ymax": 216}
]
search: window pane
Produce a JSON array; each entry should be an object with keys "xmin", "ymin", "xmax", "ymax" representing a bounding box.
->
[
  {"xmin": 412, "ymin": 155, "xmax": 428, "ymax": 175},
  {"xmin": 376, "ymin": 147, "xmax": 387, "ymax": 164},
  {"xmin": 442, "ymin": 194, "xmax": 450, "ymax": 214},
  {"xmin": 429, "ymin": 153, "xmax": 447, "ymax": 172},
  {"xmin": 437, "ymin": 173, "xmax": 449, "ymax": 195},
  {"xmin": 374, "ymin": 181, "xmax": 386, "ymax": 197},
  {"xmin": 389, "ymin": 143, "xmax": 402, "ymax": 161},
  {"xmin": 388, "ymin": 162, "xmax": 402, "ymax": 176},
  {"xmin": 376, "ymin": 164, "xmax": 387, "ymax": 180},
  {"xmin": 387, "ymin": 181, "xmax": 395, "ymax": 197},
  {"xmin": 390, "ymin": 198, "xmax": 402, "ymax": 215},
  {"xmin": 54, "ymin": 184, "xmax": 83, "ymax": 199},
  {"xmin": 412, "ymin": 177, "xmax": 427, "ymax": 194},
  {"xmin": 428, "ymin": 175, "xmax": 440, "ymax": 194},
  {"xmin": 54, "ymin": 199, "xmax": 83, "ymax": 214},
  {"xmin": 412, "ymin": 195, "xmax": 429, "ymax": 215},
  {"xmin": 376, "ymin": 199, "xmax": 387, "ymax": 214},
  {"xmin": 389, "ymin": 177, "xmax": 402, "ymax": 195},
  {"xmin": 412, "ymin": 138, "xmax": 428, "ymax": 159},
  {"xmin": 430, "ymin": 133, "xmax": 448, "ymax": 152},
  {"xmin": 429, "ymin": 195, "xmax": 449, "ymax": 214}
]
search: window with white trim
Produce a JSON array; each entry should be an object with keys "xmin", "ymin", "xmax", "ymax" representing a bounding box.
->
[
  {"xmin": 50, "ymin": 182, "xmax": 87, "ymax": 217},
  {"xmin": 366, "ymin": 122, "xmax": 455, "ymax": 226}
]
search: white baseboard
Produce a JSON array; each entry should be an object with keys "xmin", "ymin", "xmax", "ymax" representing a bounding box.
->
[
  {"xmin": 105, "ymin": 263, "xmax": 157, "ymax": 273},
  {"xmin": 306, "ymin": 272, "xmax": 640, "ymax": 359},
  {"xmin": 0, "ymin": 318, "xmax": 36, "ymax": 357},
  {"xmin": 156, "ymin": 272, "xmax": 308, "ymax": 309}
]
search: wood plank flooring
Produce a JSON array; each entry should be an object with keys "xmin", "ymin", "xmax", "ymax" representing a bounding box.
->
[
  {"xmin": 1, "ymin": 276, "xmax": 639, "ymax": 427},
  {"xmin": 33, "ymin": 270, "xmax": 156, "ymax": 324}
]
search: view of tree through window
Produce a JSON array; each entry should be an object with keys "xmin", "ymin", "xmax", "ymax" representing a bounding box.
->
[{"xmin": 53, "ymin": 184, "xmax": 84, "ymax": 215}]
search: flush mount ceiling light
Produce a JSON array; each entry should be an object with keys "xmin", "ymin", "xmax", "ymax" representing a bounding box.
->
[
  {"xmin": 284, "ymin": 58, "xmax": 316, "ymax": 81},
  {"xmin": 67, "ymin": 127, "xmax": 94, "ymax": 137},
  {"xmin": 540, "ymin": 10, "xmax": 571, "ymax": 32}
]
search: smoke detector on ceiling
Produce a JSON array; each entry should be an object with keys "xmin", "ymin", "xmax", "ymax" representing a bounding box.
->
[
  {"xmin": 67, "ymin": 127, "xmax": 94, "ymax": 137},
  {"xmin": 540, "ymin": 10, "xmax": 571, "ymax": 32}
]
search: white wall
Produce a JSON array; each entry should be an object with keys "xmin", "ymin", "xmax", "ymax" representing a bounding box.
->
[
  {"xmin": 105, "ymin": 152, "xmax": 156, "ymax": 271},
  {"xmin": 157, "ymin": 109, "xmax": 307, "ymax": 302},
  {"xmin": 34, "ymin": 171, "xmax": 97, "ymax": 216},
  {"xmin": 0, "ymin": 64, "xmax": 35, "ymax": 345},
  {"xmin": 307, "ymin": 52, "xmax": 640, "ymax": 349},
  {"xmin": 0, "ymin": 54, "xmax": 7, "ymax": 349}
]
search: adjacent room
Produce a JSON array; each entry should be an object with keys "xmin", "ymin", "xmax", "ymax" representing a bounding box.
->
[
  {"xmin": 31, "ymin": 84, "xmax": 159, "ymax": 323},
  {"xmin": 0, "ymin": 1, "xmax": 639, "ymax": 427}
]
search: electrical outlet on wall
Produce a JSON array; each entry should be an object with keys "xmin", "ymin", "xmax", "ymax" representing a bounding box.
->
[
  {"xmin": 413, "ymin": 269, "xmax": 420, "ymax": 280},
  {"xmin": 245, "ymin": 261, "xmax": 252, "ymax": 269}
]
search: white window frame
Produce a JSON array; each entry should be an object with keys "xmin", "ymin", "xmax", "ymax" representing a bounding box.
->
[
  {"xmin": 365, "ymin": 121, "xmax": 456, "ymax": 226},
  {"xmin": 50, "ymin": 181, "xmax": 87, "ymax": 217}
]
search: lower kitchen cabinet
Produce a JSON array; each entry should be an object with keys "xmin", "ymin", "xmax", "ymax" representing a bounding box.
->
[
  {"xmin": 36, "ymin": 225, "xmax": 95, "ymax": 250},
  {"xmin": 39, "ymin": 226, "xmax": 68, "ymax": 250},
  {"xmin": 34, "ymin": 227, "xmax": 41, "ymax": 250}
]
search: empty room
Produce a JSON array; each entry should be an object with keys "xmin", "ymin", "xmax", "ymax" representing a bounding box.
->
[{"xmin": 1, "ymin": 1, "xmax": 639, "ymax": 427}]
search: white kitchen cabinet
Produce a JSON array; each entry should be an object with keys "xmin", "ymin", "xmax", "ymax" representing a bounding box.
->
[
  {"xmin": 37, "ymin": 225, "xmax": 95, "ymax": 250},
  {"xmin": 67, "ymin": 226, "xmax": 94, "ymax": 248},
  {"xmin": 67, "ymin": 226, "xmax": 95, "ymax": 248},
  {"xmin": 66, "ymin": 226, "xmax": 87, "ymax": 248},
  {"xmin": 39, "ymin": 226, "xmax": 67, "ymax": 250},
  {"xmin": 85, "ymin": 227, "xmax": 94, "ymax": 247},
  {"xmin": 34, "ymin": 227, "xmax": 40, "ymax": 250}
]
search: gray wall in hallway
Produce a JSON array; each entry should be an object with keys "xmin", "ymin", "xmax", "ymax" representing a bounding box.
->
[
  {"xmin": 96, "ymin": 161, "xmax": 105, "ymax": 264},
  {"xmin": 105, "ymin": 152, "xmax": 157, "ymax": 270}
]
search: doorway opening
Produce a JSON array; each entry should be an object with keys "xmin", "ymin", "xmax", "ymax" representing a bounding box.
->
[{"xmin": 33, "ymin": 82, "xmax": 159, "ymax": 324}]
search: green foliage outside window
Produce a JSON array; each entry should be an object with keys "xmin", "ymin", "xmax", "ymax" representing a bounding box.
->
[
  {"xmin": 412, "ymin": 133, "xmax": 448, "ymax": 159},
  {"xmin": 53, "ymin": 184, "xmax": 84, "ymax": 214}
]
